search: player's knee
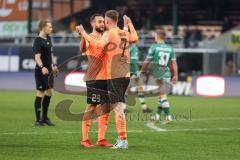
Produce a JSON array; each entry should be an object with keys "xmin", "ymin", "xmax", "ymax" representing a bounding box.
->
[
  {"xmin": 113, "ymin": 102, "xmax": 125, "ymax": 117},
  {"xmin": 159, "ymin": 94, "xmax": 167, "ymax": 99},
  {"xmin": 45, "ymin": 89, "xmax": 54, "ymax": 96},
  {"xmin": 137, "ymin": 86, "xmax": 144, "ymax": 92},
  {"xmin": 82, "ymin": 109, "xmax": 94, "ymax": 121},
  {"xmin": 36, "ymin": 90, "xmax": 45, "ymax": 97}
]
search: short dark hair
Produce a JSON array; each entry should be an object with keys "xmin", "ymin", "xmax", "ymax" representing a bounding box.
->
[
  {"xmin": 105, "ymin": 10, "xmax": 119, "ymax": 22},
  {"xmin": 155, "ymin": 27, "xmax": 166, "ymax": 39},
  {"xmin": 38, "ymin": 19, "xmax": 51, "ymax": 31},
  {"xmin": 90, "ymin": 13, "xmax": 103, "ymax": 22}
]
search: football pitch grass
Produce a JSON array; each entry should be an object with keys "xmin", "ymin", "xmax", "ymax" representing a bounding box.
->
[{"xmin": 0, "ymin": 90, "xmax": 240, "ymax": 160}]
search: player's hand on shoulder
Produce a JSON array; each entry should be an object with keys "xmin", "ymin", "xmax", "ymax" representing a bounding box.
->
[{"xmin": 42, "ymin": 67, "xmax": 49, "ymax": 75}]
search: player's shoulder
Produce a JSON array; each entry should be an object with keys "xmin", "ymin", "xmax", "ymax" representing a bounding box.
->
[
  {"xmin": 165, "ymin": 44, "xmax": 175, "ymax": 53},
  {"xmin": 33, "ymin": 36, "xmax": 42, "ymax": 45},
  {"xmin": 108, "ymin": 28, "xmax": 117, "ymax": 35},
  {"xmin": 164, "ymin": 43, "xmax": 173, "ymax": 49},
  {"xmin": 149, "ymin": 43, "xmax": 159, "ymax": 49},
  {"xmin": 111, "ymin": 27, "xmax": 127, "ymax": 36},
  {"xmin": 34, "ymin": 36, "xmax": 41, "ymax": 42},
  {"xmin": 159, "ymin": 43, "xmax": 174, "ymax": 52}
]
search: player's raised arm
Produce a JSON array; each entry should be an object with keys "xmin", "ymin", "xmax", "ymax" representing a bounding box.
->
[
  {"xmin": 123, "ymin": 15, "xmax": 138, "ymax": 43},
  {"xmin": 123, "ymin": 15, "xmax": 129, "ymax": 31},
  {"xmin": 76, "ymin": 25, "xmax": 108, "ymax": 48}
]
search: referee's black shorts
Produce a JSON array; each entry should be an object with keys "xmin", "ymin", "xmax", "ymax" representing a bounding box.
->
[
  {"xmin": 86, "ymin": 80, "xmax": 109, "ymax": 105},
  {"xmin": 35, "ymin": 67, "xmax": 54, "ymax": 91},
  {"xmin": 107, "ymin": 77, "xmax": 130, "ymax": 104}
]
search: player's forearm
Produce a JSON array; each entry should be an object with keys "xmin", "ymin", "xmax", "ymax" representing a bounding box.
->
[
  {"xmin": 80, "ymin": 38, "xmax": 87, "ymax": 53},
  {"xmin": 35, "ymin": 54, "xmax": 43, "ymax": 67},
  {"xmin": 128, "ymin": 22, "xmax": 138, "ymax": 43},
  {"xmin": 123, "ymin": 20, "xmax": 128, "ymax": 31},
  {"xmin": 51, "ymin": 54, "xmax": 57, "ymax": 65},
  {"xmin": 172, "ymin": 61, "xmax": 178, "ymax": 77},
  {"xmin": 82, "ymin": 32, "xmax": 104, "ymax": 48}
]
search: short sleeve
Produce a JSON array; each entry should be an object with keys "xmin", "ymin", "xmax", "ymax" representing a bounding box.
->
[
  {"xmin": 33, "ymin": 38, "xmax": 41, "ymax": 54},
  {"xmin": 134, "ymin": 45, "xmax": 138, "ymax": 55},
  {"xmin": 171, "ymin": 48, "xmax": 176, "ymax": 60}
]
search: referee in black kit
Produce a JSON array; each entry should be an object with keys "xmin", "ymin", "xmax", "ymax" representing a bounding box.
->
[{"xmin": 33, "ymin": 20, "xmax": 58, "ymax": 127}]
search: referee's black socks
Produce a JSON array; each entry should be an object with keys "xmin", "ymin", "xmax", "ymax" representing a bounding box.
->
[
  {"xmin": 42, "ymin": 95, "xmax": 51, "ymax": 120},
  {"xmin": 34, "ymin": 97, "xmax": 42, "ymax": 122}
]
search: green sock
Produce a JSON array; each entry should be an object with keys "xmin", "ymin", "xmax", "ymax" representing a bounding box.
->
[
  {"xmin": 157, "ymin": 99, "xmax": 162, "ymax": 114},
  {"xmin": 161, "ymin": 99, "xmax": 170, "ymax": 116}
]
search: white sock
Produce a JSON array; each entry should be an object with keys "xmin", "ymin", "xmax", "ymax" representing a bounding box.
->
[{"xmin": 155, "ymin": 113, "xmax": 160, "ymax": 121}]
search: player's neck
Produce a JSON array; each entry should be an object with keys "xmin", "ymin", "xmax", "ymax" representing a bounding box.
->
[
  {"xmin": 156, "ymin": 39, "xmax": 165, "ymax": 44},
  {"xmin": 108, "ymin": 24, "xmax": 117, "ymax": 30},
  {"xmin": 39, "ymin": 31, "xmax": 48, "ymax": 39},
  {"xmin": 92, "ymin": 30, "xmax": 102, "ymax": 36}
]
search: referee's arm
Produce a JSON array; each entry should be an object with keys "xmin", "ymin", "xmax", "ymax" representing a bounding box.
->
[
  {"xmin": 33, "ymin": 38, "xmax": 44, "ymax": 68},
  {"xmin": 51, "ymin": 53, "xmax": 59, "ymax": 74},
  {"xmin": 51, "ymin": 53, "xmax": 57, "ymax": 65},
  {"xmin": 35, "ymin": 53, "xmax": 49, "ymax": 75},
  {"xmin": 35, "ymin": 53, "xmax": 43, "ymax": 68}
]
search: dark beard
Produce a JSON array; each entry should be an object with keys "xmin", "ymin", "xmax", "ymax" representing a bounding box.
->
[{"xmin": 96, "ymin": 27, "xmax": 104, "ymax": 33}]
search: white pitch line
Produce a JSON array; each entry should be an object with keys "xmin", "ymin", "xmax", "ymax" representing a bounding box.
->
[
  {"xmin": 146, "ymin": 122, "xmax": 167, "ymax": 132},
  {"xmin": 145, "ymin": 121, "xmax": 240, "ymax": 132},
  {"xmin": 191, "ymin": 117, "xmax": 240, "ymax": 121},
  {"xmin": 168, "ymin": 128, "xmax": 240, "ymax": 132}
]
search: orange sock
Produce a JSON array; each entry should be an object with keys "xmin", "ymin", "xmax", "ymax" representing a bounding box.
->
[
  {"xmin": 97, "ymin": 114, "xmax": 109, "ymax": 141},
  {"xmin": 82, "ymin": 105, "xmax": 95, "ymax": 141},
  {"xmin": 114, "ymin": 112, "xmax": 127, "ymax": 140},
  {"xmin": 82, "ymin": 119, "xmax": 91, "ymax": 141}
]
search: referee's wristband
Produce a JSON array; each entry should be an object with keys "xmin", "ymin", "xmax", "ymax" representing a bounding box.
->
[
  {"xmin": 39, "ymin": 65, "xmax": 44, "ymax": 69},
  {"xmin": 52, "ymin": 64, "xmax": 57, "ymax": 67}
]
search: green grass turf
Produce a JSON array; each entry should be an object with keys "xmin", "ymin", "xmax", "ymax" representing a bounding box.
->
[{"xmin": 0, "ymin": 90, "xmax": 240, "ymax": 160}]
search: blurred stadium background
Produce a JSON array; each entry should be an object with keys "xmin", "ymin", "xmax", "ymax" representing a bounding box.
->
[
  {"xmin": 1, "ymin": 0, "xmax": 240, "ymax": 96},
  {"xmin": 0, "ymin": 1, "xmax": 240, "ymax": 160}
]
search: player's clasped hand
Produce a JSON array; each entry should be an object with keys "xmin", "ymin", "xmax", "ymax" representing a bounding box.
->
[
  {"xmin": 52, "ymin": 64, "xmax": 59, "ymax": 75},
  {"xmin": 75, "ymin": 25, "xmax": 85, "ymax": 35},
  {"xmin": 41, "ymin": 67, "xmax": 49, "ymax": 75}
]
